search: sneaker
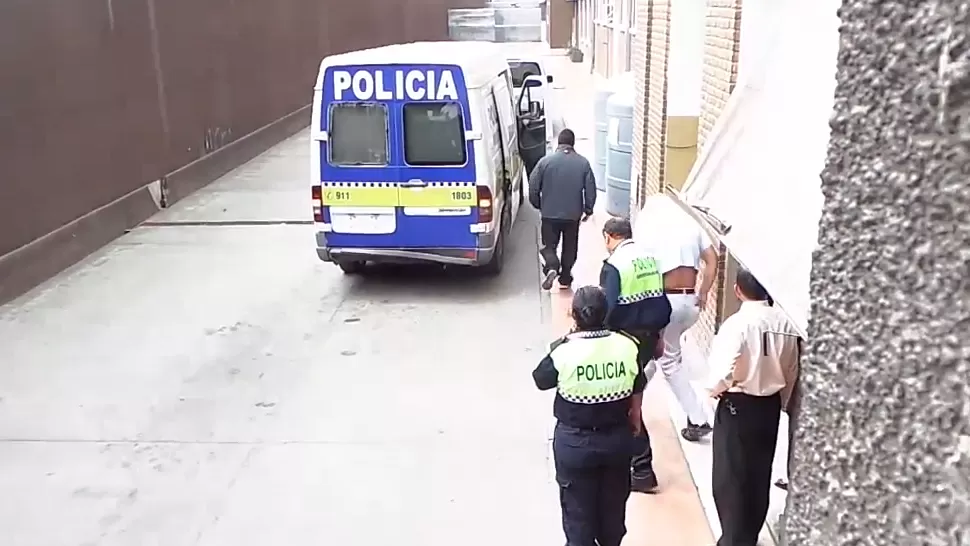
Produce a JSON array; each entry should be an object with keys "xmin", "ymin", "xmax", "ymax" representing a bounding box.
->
[
  {"xmin": 541, "ymin": 270, "xmax": 558, "ymax": 290},
  {"xmin": 631, "ymin": 472, "xmax": 659, "ymax": 494},
  {"xmin": 681, "ymin": 421, "xmax": 713, "ymax": 442}
]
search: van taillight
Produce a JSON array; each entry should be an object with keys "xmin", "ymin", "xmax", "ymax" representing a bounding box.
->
[
  {"xmin": 477, "ymin": 185, "xmax": 493, "ymax": 223},
  {"xmin": 311, "ymin": 185, "xmax": 323, "ymax": 223}
]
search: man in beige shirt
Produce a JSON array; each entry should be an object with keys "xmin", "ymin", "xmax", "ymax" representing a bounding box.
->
[{"xmin": 705, "ymin": 268, "xmax": 801, "ymax": 546}]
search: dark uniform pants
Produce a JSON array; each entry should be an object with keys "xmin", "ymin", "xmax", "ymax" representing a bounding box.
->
[
  {"xmin": 554, "ymin": 423, "xmax": 640, "ymax": 546},
  {"xmin": 623, "ymin": 328, "xmax": 661, "ymax": 479},
  {"xmin": 712, "ymin": 392, "xmax": 781, "ymax": 546}
]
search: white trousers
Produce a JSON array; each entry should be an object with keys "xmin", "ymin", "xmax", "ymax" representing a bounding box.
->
[{"xmin": 645, "ymin": 293, "xmax": 710, "ymax": 425}]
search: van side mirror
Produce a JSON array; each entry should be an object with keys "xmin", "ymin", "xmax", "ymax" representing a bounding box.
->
[
  {"xmin": 546, "ymin": 74, "xmax": 554, "ymax": 83},
  {"xmin": 522, "ymin": 75, "xmax": 545, "ymax": 89}
]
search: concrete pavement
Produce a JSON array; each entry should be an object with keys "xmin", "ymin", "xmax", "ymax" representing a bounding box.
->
[
  {"xmin": 544, "ymin": 54, "xmax": 780, "ymax": 545},
  {"xmin": 541, "ymin": 55, "xmax": 716, "ymax": 544},
  {"xmin": 0, "ymin": 48, "xmax": 727, "ymax": 546},
  {"xmin": 0, "ymin": 126, "xmax": 560, "ymax": 545}
]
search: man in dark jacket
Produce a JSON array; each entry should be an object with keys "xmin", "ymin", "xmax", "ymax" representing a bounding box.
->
[{"xmin": 529, "ymin": 128, "xmax": 597, "ymax": 290}]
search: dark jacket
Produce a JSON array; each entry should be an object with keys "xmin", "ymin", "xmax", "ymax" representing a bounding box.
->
[
  {"xmin": 600, "ymin": 261, "xmax": 672, "ymax": 333},
  {"xmin": 528, "ymin": 146, "xmax": 597, "ymax": 221}
]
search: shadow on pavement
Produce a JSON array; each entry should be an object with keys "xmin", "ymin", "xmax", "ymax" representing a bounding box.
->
[{"xmin": 340, "ymin": 206, "xmax": 544, "ymax": 305}]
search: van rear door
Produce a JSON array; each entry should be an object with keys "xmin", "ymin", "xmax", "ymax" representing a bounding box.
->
[
  {"xmin": 394, "ymin": 69, "xmax": 478, "ymax": 249},
  {"xmin": 319, "ymin": 63, "xmax": 478, "ymax": 250},
  {"xmin": 319, "ymin": 91, "xmax": 401, "ymax": 245}
]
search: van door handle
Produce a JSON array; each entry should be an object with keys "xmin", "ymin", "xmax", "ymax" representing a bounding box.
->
[{"xmin": 401, "ymin": 179, "xmax": 426, "ymax": 187}]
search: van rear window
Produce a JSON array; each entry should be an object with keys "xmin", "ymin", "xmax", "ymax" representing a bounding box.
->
[
  {"xmin": 509, "ymin": 61, "xmax": 541, "ymax": 87},
  {"xmin": 403, "ymin": 102, "xmax": 467, "ymax": 166},
  {"xmin": 329, "ymin": 103, "xmax": 388, "ymax": 166}
]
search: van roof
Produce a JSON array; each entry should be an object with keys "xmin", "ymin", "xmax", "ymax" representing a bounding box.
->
[{"xmin": 315, "ymin": 41, "xmax": 511, "ymax": 90}]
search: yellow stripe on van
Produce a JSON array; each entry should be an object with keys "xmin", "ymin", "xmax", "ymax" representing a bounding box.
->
[
  {"xmin": 321, "ymin": 182, "xmax": 398, "ymax": 207},
  {"xmin": 398, "ymin": 182, "xmax": 478, "ymax": 208}
]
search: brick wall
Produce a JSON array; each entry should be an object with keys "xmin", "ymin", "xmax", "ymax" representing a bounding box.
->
[
  {"xmin": 630, "ymin": 0, "xmax": 650, "ymax": 202},
  {"xmin": 630, "ymin": 0, "xmax": 672, "ymax": 216},
  {"xmin": 698, "ymin": 0, "xmax": 742, "ymax": 148},
  {"xmin": 692, "ymin": 0, "xmax": 742, "ymax": 353}
]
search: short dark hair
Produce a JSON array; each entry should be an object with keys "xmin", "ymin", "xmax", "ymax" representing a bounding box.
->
[
  {"xmin": 603, "ymin": 217, "xmax": 633, "ymax": 240},
  {"xmin": 736, "ymin": 268, "xmax": 772, "ymax": 304},
  {"xmin": 558, "ymin": 128, "xmax": 576, "ymax": 147},
  {"xmin": 571, "ymin": 285, "xmax": 608, "ymax": 331}
]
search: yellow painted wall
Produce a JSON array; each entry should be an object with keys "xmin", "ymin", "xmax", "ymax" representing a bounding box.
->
[{"xmin": 663, "ymin": 115, "xmax": 699, "ymax": 191}]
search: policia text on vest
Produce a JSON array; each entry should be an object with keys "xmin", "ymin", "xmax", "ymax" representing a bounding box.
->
[
  {"xmin": 533, "ymin": 286, "xmax": 651, "ymax": 546},
  {"xmin": 601, "ymin": 239, "xmax": 669, "ymax": 327},
  {"xmin": 575, "ymin": 361, "xmax": 630, "ymax": 382}
]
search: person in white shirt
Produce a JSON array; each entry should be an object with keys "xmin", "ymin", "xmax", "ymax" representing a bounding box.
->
[
  {"xmin": 705, "ymin": 268, "xmax": 801, "ymax": 546},
  {"xmin": 635, "ymin": 196, "xmax": 718, "ymax": 442}
]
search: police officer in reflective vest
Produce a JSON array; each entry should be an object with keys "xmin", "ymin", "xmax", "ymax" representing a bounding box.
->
[
  {"xmin": 599, "ymin": 217, "xmax": 672, "ymax": 493},
  {"xmin": 533, "ymin": 286, "xmax": 650, "ymax": 546}
]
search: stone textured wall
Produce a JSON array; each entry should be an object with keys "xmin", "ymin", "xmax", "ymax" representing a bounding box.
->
[
  {"xmin": 690, "ymin": 0, "xmax": 742, "ymax": 352},
  {"xmin": 785, "ymin": 1, "xmax": 970, "ymax": 544},
  {"xmin": 630, "ymin": 0, "xmax": 671, "ymax": 215}
]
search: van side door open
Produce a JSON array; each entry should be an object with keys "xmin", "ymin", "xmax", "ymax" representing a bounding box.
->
[{"xmin": 516, "ymin": 75, "xmax": 548, "ymax": 176}]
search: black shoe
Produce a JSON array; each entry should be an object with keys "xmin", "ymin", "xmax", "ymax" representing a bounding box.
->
[
  {"xmin": 558, "ymin": 275, "xmax": 573, "ymax": 289},
  {"xmin": 631, "ymin": 472, "xmax": 659, "ymax": 494},
  {"xmin": 775, "ymin": 479, "xmax": 788, "ymax": 491},
  {"xmin": 681, "ymin": 421, "xmax": 713, "ymax": 442},
  {"xmin": 541, "ymin": 270, "xmax": 558, "ymax": 290}
]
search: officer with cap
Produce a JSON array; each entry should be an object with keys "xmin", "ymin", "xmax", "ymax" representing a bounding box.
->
[
  {"xmin": 533, "ymin": 285, "xmax": 650, "ymax": 546},
  {"xmin": 599, "ymin": 217, "xmax": 672, "ymax": 493}
]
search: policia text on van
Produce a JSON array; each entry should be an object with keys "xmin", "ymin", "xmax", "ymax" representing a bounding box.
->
[{"xmin": 309, "ymin": 42, "xmax": 551, "ymax": 275}]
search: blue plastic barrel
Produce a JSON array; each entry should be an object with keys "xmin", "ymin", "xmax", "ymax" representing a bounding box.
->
[
  {"xmin": 593, "ymin": 78, "xmax": 616, "ymax": 192},
  {"xmin": 605, "ymin": 75, "xmax": 635, "ymax": 218}
]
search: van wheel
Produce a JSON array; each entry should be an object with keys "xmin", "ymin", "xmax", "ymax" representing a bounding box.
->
[
  {"xmin": 337, "ymin": 260, "xmax": 365, "ymax": 275},
  {"xmin": 482, "ymin": 203, "xmax": 511, "ymax": 276}
]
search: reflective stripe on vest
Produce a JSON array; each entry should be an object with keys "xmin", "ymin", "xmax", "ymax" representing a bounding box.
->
[
  {"xmin": 606, "ymin": 241, "xmax": 664, "ymax": 305},
  {"xmin": 551, "ymin": 331, "xmax": 640, "ymax": 404}
]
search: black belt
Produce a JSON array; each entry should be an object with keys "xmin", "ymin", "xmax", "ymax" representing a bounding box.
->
[
  {"xmin": 557, "ymin": 422, "xmax": 627, "ymax": 433},
  {"xmin": 665, "ymin": 287, "xmax": 695, "ymax": 295}
]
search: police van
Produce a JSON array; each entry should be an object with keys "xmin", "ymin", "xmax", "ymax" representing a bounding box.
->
[{"xmin": 310, "ymin": 42, "xmax": 549, "ymax": 275}]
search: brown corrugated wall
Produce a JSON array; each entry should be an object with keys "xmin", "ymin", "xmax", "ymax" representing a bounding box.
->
[{"xmin": 0, "ymin": 0, "xmax": 483, "ymax": 273}]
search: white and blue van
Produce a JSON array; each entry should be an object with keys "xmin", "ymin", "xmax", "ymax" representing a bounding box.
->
[{"xmin": 310, "ymin": 42, "xmax": 549, "ymax": 274}]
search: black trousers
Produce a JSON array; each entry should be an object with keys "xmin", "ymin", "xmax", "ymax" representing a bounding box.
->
[
  {"xmin": 624, "ymin": 328, "xmax": 660, "ymax": 478},
  {"xmin": 554, "ymin": 423, "xmax": 637, "ymax": 546},
  {"xmin": 540, "ymin": 218, "xmax": 581, "ymax": 283},
  {"xmin": 712, "ymin": 392, "xmax": 781, "ymax": 546}
]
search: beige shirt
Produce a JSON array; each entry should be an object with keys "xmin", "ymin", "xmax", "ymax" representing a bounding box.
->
[{"xmin": 705, "ymin": 300, "xmax": 802, "ymax": 407}]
